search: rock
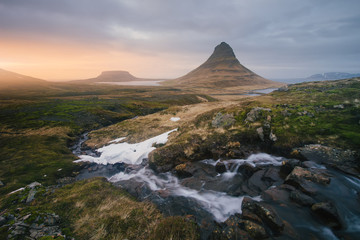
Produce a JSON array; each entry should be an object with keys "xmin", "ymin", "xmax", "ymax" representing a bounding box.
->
[
  {"xmin": 257, "ymin": 127, "xmax": 264, "ymax": 141},
  {"xmin": 280, "ymin": 159, "xmax": 301, "ymax": 177},
  {"xmin": 241, "ymin": 209, "xmax": 262, "ymax": 224},
  {"xmin": 245, "ymin": 107, "xmax": 272, "ymax": 122},
  {"xmin": 301, "ymin": 161, "xmax": 324, "ymax": 169},
  {"xmin": 0, "ymin": 216, "xmax": 6, "ymax": 226},
  {"xmin": 263, "ymin": 167, "xmax": 282, "ymax": 184},
  {"xmin": 247, "ymin": 170, "xmax": 269, "ymax": 194},
  {"xmin": 26, "ymin": 188, "xmax": 37, "ymax": 203},
  {"xmin": 242, "ymin": 220, "xmax": 268, "ymax": 239},
  {"xmin": 0, "ymin": 180, "xmax": 4, "ymax": 187},
  {"xmin": 269, "ymin": 130, "xmax": 277, "ymax": 142},
  {"xmin": 212, "ymin": 226, "xmax": 252, "ymax": 240},
  {"xmin": 27, "ymin": 182, "xmax": 41, "ymax": 188},
  {"xmin": 175, "ymin": 163, "xmax": 194, "ymax": 178},
  {"xmin": 215, "ymin": 161, "xmax": 227, "ymax": 173},
  {"xmin": 333, "ymin": 104, "xmax": 344, "ymax": 109},
  {"xmin": 311, "ymin": 202, "xmax": 342, "ymax": 229},
  {"xmin": 242, "ymin": 197, "xmax": 284, "ymax": 234},
  {"xmin": 238, "ymin": 162, "xmax": 260, "ymax": 178},
  {"xmin": 212, "ymin": 112, "xmax": 235, "ymax": 128},
  {"xmin": 262, "ymin": 187, "xmax": 290, "ymax": 202},
  {"xmin": 285, "ymin": 166, "xmax": 331, "ymax": 185},
  {"xmin": 289, "ymin": 190, "xmax": 316, "ymax": 206}
]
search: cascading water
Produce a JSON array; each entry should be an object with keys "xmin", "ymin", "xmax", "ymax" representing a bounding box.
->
[{"xmin": 74, "ymin": 129, "xmax": 360, "ymax": 239}]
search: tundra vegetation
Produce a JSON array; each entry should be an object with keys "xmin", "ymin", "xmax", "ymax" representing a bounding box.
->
[{"xmin": 1, "ymin": 78, "xmax": 359, "ymax": 239}]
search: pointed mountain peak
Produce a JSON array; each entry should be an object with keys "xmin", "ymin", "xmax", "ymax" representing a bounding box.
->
[
  {"xmin": 169, "ymin": 41, "xmax": 281, "ymax": 88},
  {"xmin": 211, "ymin": 42, "xmax": 236, "ymax": 59}
]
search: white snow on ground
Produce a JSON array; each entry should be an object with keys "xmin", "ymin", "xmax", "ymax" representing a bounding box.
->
[
  {"xmin": 170, "ymin": 117, "xmax": 180, "ymax": 122},
  {"xmin": 108, "ymin": 137, "xmax": 126, "ymax": 143},
  {"xmin": 74, "ymin": 129, "xmax": 177, "ymax": 165}
]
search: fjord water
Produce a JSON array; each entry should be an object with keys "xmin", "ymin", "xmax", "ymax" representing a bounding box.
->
[{"xmin": 74, "ymin": 130, "xmax": 360, "ymax": 239}]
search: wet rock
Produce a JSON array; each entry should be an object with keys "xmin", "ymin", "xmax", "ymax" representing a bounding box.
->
[
  {"xmin": 280, "ymin": 159, "xmax": 301, "ymax": 177},
  {"xmin": 211, "ymin": 225, "xmax": 252, "ymax": 240},
  {"xmin": 247, "ymin": 170, "xmax": 269, "ymax": 193},
  {"xmin": 301, "ymin": 161, "xmax": 324, "ymax": 169},
  {"xmin": 175, "ymin": 163, "xmax": 194, "ymax": 178},
  {"xmin": 245, "ymin": 107, "xmax": 272, "ymax": 122},
  {"xmin": 180, "ymin": 177, "xmax": 205, "ymax": 190},
  {"xmin": 263, "ymin": 167, "xmax": 282, "ymax": 184},
  {"xmin": 311, "ymin": 202, "xmax": 342, "ymax": 229},
  {"xmin": 289, "ymin": 190, "xmax": 316, "ymax": 206},
  {"xmin": 241, "ymin": 220, "xmax": 268, "ymax": 239},
  {"xmin": 238, "ymin": 162, "xmax": 260, "ymax": 178},
  {"xmin": 241, "ymin": 209, "xmax": 262, "ymax": 224},
  {"xmin": 285, "ymin": 166, "xmax": 331, "ymax": 185},
  {"xmin": 262, "ymin": 187, "xmax": 290, "ymax": 202},
  {"xmin": 215, "ymin": 161, "xmax": 227, "ymax": 173},
  {"xmin": 212, "ymin": 112, "xmax": 235, "ymax": 128},
  {"xmin": 115, "ymin": 179, "xmax": 153, "ymax": 200},
  {"xmin": 242, "ymin": 197, "xmax": 284, "ymax": 234},
  {"xmin": 297, "ymin": 145, "xmax": 358, "ymax": 175}
]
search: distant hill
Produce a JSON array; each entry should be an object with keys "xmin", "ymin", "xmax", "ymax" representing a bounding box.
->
[
  {"xmin": 0, "ymin": 68, "xmax": 47, "ymax": 88},
  {"xmin": 72, "ymin": 71, "xmax": 165, "ymax": 83},
  {"xmin": 306, "ymin": 72, "xmax": 360, "ymax": 81},
  {"xmin": 164, "ymin": 42, "xmax": 281, "ymax": 88}
]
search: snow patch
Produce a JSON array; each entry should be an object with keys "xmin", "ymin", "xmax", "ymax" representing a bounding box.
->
[
  {"xmin": 170, "ymin": 117, "xmax": 180, "ymax": 122},
  {"xmin": 75, "ymin": 129, "xmax": 177, "ymax": 165},
  {"xmin": 109, "ymin": 137, "xmax": 126, "ymax": 143}
]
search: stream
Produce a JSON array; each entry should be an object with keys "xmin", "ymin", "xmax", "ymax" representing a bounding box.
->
[{"xmin": 72, "ymin": 130, "xmax": 360, "ymax": 239}]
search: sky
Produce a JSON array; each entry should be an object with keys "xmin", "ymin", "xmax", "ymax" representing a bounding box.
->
[{"xmin": 0, "ymin": 0, "xmax": 359, "ymax": 81}]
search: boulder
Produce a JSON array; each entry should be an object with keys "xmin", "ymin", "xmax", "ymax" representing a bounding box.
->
[
  {"xmin": 280, "ymin": 159, "xmax": 301, "ymax": 177},
  {"xmin": 257, "ymin": 127, "xmax": 264, "ymax": 141},
  {"xmin": 262, "ymin": 187, "xmax": 290, "ymax": 202},
  {"xmin": 215, "ymin": 161, "xmax": 227, "ymax": 173},
  {"xmin": 245, "ymin": 107, "xmax": 272, "ymax": 122},
  {"xmin": 241, "ymin": 220, "xmax": 268, "ymax": 239},
  {"xmin": 212, "ymin": 112, "xmax": 235, "ymax": 128},
  {"xmin": 242, "ymin": 197, "xmax": 284, "ymax": 234},
  {"xmin": 289, "ymin": 190, "xmax": 316, "ymax": 206},
  {"xmin": 247, "ymin": 170, "xmax": 269, "ymax": 193},
  {"xmin": 285, "ymin": 166, "xmax": 331, "ymax": 185},
  {"xmin": 238, "ymin": 162, "xmax": 260, "ymax": 178},
  {"xmin": 311, "ymin": 202, "xmax": 342, "ymax": 229}
]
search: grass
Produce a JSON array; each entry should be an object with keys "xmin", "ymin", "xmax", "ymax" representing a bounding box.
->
[
  {"xmin": 0, "ymin": 178, "xmax": 199, "ymax": 240},
  {"xmin": 0, "ymin": 83, "xmax": 213, "ymax": 195}
]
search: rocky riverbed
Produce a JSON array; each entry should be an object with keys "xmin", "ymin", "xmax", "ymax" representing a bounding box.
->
[{"xmin": 74, "ymin": 130, "xmax": 360, "ymax": 240}]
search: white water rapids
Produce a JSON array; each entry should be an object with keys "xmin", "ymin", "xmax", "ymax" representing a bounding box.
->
[{"xmin": 74, "ymin": 129, "xmax": 286, "ymax": 222}]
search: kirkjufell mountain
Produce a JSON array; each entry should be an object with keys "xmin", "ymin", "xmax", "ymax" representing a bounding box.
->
[{"xmin": 168, "ymin": 42, "xmax": 279, "ymax": 88}]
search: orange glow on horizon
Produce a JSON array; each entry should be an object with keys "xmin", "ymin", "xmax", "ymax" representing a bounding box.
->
[{"xmin": 0, "ymin": 38, "xmax": 190, "ymax": 81}]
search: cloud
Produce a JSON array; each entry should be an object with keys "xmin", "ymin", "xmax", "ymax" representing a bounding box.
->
[{"xmin": 0, "ymin": 0, "xmax": 359, "ymax": 79}]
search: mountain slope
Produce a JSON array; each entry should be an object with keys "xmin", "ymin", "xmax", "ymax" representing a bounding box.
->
[
  {"xmin": 73, "ymin": 70, "xmax": 164, "ymax": 83},
  {"xmin": 0, "ymin": 68, "xmax": 47, "ymax": 88},
  {"xmin": 166, "ymin": 42, "xmax": 279, "ymax": 88}
]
